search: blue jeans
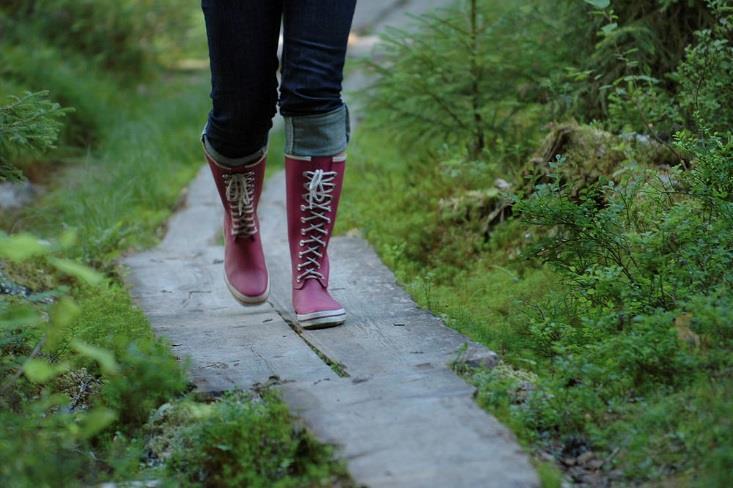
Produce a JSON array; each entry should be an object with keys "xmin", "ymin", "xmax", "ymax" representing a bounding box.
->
[{"xmin": 201, "ymin": 0, "xmax": 356, "ymax": 163}]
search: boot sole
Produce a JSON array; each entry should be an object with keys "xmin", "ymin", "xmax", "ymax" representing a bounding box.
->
[
  {"xmin": 296, "ymin": 309, "xmax": 346, "ymax": 330},
  {"xmin": 224, "ymin": 272, "xmax": 270, "ymax": 306}
]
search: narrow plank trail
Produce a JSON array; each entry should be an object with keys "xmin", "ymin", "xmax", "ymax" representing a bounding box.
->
[{"xmin": 123, "ymin": 2, "xmax": 538, "ymax": 486}]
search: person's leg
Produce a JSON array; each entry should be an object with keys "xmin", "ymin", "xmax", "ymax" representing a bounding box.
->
[
  {"xmin": 201, "ymin": 0, "xmax": 282, "ymax": 304},
  {"xmin": 280, "ymin": 0, "xmax": 356, "ymax": 328},
  {"xmin": 202, "ymin": 0, "xmax": 283, "ymax": 163},
  {"xmin": 280, "ymin": 0, "xmax": 356, "ymax": 157}
]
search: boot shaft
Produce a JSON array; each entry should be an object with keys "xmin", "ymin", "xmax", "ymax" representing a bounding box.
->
[
  {"xmin": 205, "ymin": 149, "xmax": 267, "ymax": 237},
  {"xmin": 203, "ymin": 147, "xmax": 270, "ymax": 302},
  {"xmin": 285, "ymin": 154, "xmax": 346, "ymax": 289}
]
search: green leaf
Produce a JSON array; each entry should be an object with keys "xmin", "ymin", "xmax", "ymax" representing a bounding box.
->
[
  {"xmin": 602, "ymin": 22, "xmax": 618, "ymax": 34},
  {"xmin": 584, "ymin": 0, "xmax": 610, "ymax": 8},
  {"xmin": 79, "ymin": 407, "xmax": 117, "ymax": 439},
  {"xmin": 24, "ymin": 358, "xmax": 58, "ymax": 383},
  {"xmin": 45, "ymin": 297, "xmax": 81, "ymax": 350},
  {"xmin": 48, "ymin": 257, "xmax": 104, "ymax": 286},
  {"xmin": 0, "ymin": 305, "xmax": 41, "ymax": 330},
  {"xmin": 51, "ymin": 297, "xmax": 80, "ymax": 328},
  {"xmin": 0, "ymin": 233, "xmax": 49, "ymax": 261},
  {"xmin": 71, "ymin": 340, "xmax": 120, "ymax": 375},
  {"xmin": 59, "ymin": 229, "xmax": 78, "ymax": 249}
]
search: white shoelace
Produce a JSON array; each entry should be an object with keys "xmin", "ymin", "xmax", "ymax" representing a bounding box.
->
[
  {"xmin": 223, "ymin": 172, "xmax": 257, "ymax": 237},
  {"xmin": 297, "ymin": 169, "xmax": 337, "ymax": 282}
]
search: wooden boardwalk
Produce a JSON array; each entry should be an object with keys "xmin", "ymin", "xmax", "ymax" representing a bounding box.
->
[
  {"xmin": 123, "ymin": 1, "xmax": 538, "ymax": 485},
  {"xmin": 123, "ymin": 166, "xmax": 537, "ymax": 487}
]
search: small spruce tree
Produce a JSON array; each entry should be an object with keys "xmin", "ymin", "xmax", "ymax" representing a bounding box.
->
[
  {"xmin": 362, "ymin": 0, "xmax": 566, "ymax": 161},
  {"xmin": 0, "ymin": 91, "xmax": 67, "ymax": 181}
]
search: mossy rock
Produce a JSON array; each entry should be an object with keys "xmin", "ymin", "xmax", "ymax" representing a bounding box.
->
[
  {"xmin": 437, "ymin": 122, "xmax": 681, "ymax": 245},
  {"xmin": 522, "ymin": 122, "xmax": 679, "ymax": 198},
  {"xmin": 438, "ymin": 186, "xmax": 513, "ymax": 241}
]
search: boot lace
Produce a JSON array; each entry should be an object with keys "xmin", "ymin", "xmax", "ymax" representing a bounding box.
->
[
  {"xmin": 223, "ymin": 172, "xmax": 257, "ymax": 237},
  {"xmin": 297, "ymin": 169, "xmax": 337, "ymax": 282}
]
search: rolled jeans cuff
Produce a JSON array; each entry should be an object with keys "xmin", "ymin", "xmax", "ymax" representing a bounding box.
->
[
  {"xmin": 201, "ymin": 124, "xmax": 266, "ymax": 167},
  {"xmin": 284, "ymin": 105, "xmax": 350, "ymax": 157}
]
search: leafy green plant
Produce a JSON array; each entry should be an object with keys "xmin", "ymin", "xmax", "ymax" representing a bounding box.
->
[
  {"xmin": 0, "ymin": 232, "xmax": 127, "ymax": 484},
  {"xmin": 551, "ymin": 0, "xmax": 721, "ymax": 120},
  {"xmin": 607, "ymin": 0, "xmax": 733, "ymax": 135},
  {"xmin": 673, "ymin": 9, "xmax": 733, "ymax": 133},
  {"xmin": 0, "ymin": 91, "xmax": 68, "ymax": 181}
]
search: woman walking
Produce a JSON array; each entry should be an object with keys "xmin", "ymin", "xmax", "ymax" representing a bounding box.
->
[{"xmin": 201, "ymin": 1, "xmax": 356, "ymax": 329}]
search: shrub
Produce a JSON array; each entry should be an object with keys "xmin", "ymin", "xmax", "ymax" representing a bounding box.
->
[
  {"xmin": 673, "ymin": 24, "xmax": 733, "ymax": 133},
  {"xmin": 2, "ymin": 0, "xmax": 192, "ymax": 76},
  {"xmin": 0, "ymin": 91, "xmax": 68, "ymax": 181},
  {"xmin": 607, "ymin": 0, "xmax": 733, "ymax": 135},
  {"xmin": 510, "ymin": 19, "xmax": 733, "ymax": 474},
  {"xmin": 553, "ymin": 0, "xmax": 721, "ymax": 120},
  {"xmin": 0, "ymin": 232, "xmax": 185, "ymax": 485}
]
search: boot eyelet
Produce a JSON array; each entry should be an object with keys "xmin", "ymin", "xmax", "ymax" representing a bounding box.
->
[
  {"xmin": 300, "ymin": 229, "xmax": 306, "ymax": 235},
  {"xmin": 299, "ymin": 240, "xmax": 304, "ymax": 246},
  {"xmin": 300, "ymin": 217, "xmax": 306, "ymax": 223}
]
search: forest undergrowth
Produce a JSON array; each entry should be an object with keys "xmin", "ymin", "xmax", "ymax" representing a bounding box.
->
[{"xmin": 341, "ymin": 0, "xmax": 733, "ymax": 485}]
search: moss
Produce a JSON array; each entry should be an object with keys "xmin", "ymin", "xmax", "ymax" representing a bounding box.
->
[
  {"xmin": 535, "ymin": 461, "xmax": 564, "ymax": 488},
  {"xmin": 1, "ymin": 258, "xmax": 58, "ymax": 292},
  {"xmin": 522, "ymin": 121, "xmax": 679, "ymax": 198},
  {"xmin": 155, "ymin": 393, "xmax": 354, "ymax": 487}
]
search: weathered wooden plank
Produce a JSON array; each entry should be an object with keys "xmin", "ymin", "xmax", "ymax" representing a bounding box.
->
[
  {"xmin": 123, "ymin": 159, "xmax": 537, "ymax": 487},
  {"xmin": 279, "ymin": 369, "xmax": 537, "ymax": 488},
  {"xmin": 260, "ymin": 171, "xmax": 498, "ymax": 379},
  {"xmin": 259, "ymin": 168, "xmax": 537, "ymax": 486},
  {"xmin": 123, "ymin": 248, "xmax": 249, "ymax": 318},
  {"xmin": 152, "ymin": 311, "xmax": 338, "ymax": 394},
  {"xmin": 160, "ymin": 168, "xmax": 221, "ymax": 252},
  {"xmin": 121, "ymin": 166, "xmax": 339, "ymax": 393}
]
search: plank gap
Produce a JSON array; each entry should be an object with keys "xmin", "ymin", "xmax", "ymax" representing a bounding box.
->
[{"xmin": 273, "ymin": 306, "xmax": 351, "ymax": 378}]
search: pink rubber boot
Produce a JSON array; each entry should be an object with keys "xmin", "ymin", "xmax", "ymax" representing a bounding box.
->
[
  {"xmin": 205, "ymin": 148, "xmax": 269, "ymax": 304},
  {"xmin": 285, "ymin": 154, "xmax": 346, "ymax": 328}
]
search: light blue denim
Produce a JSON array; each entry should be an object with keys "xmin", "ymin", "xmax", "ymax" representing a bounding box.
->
[
  {"xmin": 203, "ymin": 103, "xmax": 349, "ymax": 167},
  {"xmin": 284, "ymin": 104, "xmax": 350, "ymax": 157},
  {"xmin": 202, "ymin": 125, "xmax": 266, "ymax": 167}
]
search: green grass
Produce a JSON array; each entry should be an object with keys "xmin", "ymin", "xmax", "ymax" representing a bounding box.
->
[
  {"xmin": 266, "ymin": 126, "xmax": 286, "ymax": 177},
  {"xmin": 11, "ymin": 70, "xmax": 208, "ymax": 266}
]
